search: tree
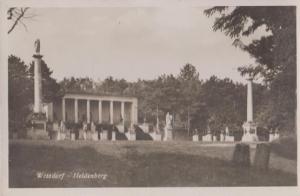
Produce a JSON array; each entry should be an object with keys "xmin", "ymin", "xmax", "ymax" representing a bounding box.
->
[
  {"xmin": 7, "ymin": 7, "xmax": 36, "ymax": 34},
  {"xmin": 200, "ymin": 76, "xmax": 248, "ymax": 135},
  {"xmin": 204, "ymin": 6, "xmax": 296, "ymax": 133},
  {"xmin": 178, "ymin": 63, "xmax": 201, "ymax": 135},
  {"xmin": 8, "ymin": 55, "xmax": 32, "ymax": 135},
  {"xmin": 98, "ymin": 77, "xmax": 129, "ymax": 94},
  {"xmin": 178, "ymin": 63, "xmax": 199, "ymax": 81}
]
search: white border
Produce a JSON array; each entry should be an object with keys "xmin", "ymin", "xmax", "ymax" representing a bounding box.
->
[{"xmin": 1, "ymin": 0, "xmax": 299, "ymax": 196}]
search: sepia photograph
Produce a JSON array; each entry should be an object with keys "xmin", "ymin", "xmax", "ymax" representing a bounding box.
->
[{"xmin": 1, "ymin": 0, "xmax": 298, "ymax": 193}]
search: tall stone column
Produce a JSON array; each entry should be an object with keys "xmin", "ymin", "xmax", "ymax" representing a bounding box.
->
[
  {"xmin": 28, "ymin": 39, "xmax": 49, "ymax": 139},
  {"xmin": 242, "ymin": 77, "xmax": 258, "ymax": 142},
  {"xmin": 33, "ymin": 53, "xmax": 43, "ymax": 113},
  {"xmin": 98, "ymin": 100, "xmax": 102, "ymax": 123},
  {"xmin": 156, "ymin": 105, "xmax": 159, "ymax": 131},
  {"xmin": 62, "ymin": 98, "xmax": 66, "ymax": 122},
  {"xmin": 74, "ymin": 99, "xmax": 78, "ymax": 123},
  {"xmin": 110, "ymin": 101, "xmax": 114, "ymax": 124},
  {"xmin": 87, "ymin": 99, "xmax": 90, "ymax": 123},
  {"xmin": 131, "ymin": 100, "xmax": 138, "ymax": 125},
  {"xmin": 121, "ymin": 101, "xmax": 125, "ymax": 125},
  {"xmin": 247, "ymin": 79, "xmax": 253, "ymax": 122}
]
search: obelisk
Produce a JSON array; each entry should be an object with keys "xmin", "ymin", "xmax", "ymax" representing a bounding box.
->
[
  {"xmin": 33, "ymin": 39, "xmax": 43, "ymax": 113},
  {"xmin": 242, "ymin": 78, "xmax": 258, "ymax": 142}
]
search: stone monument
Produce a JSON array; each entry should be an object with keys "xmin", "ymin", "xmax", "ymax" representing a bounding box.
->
[
  {"xmin": 225, "ymin": 126, "xmax": 234, "ymax": 142},
  {"xmin": 202, "ymin": 126, "xmax": 213, "ymax": 142},
  {"xmin": 192, "ymin": 129, "xmax": 199, "ymax": 142},
  {"xmin": 163, "ymin": 112, "xmax": 173, "ymax": 141},
  {"xmin": 241, "ymin": 78, "xmax": 258, "ymax": 142},
  {"xmin": 27, "ymin": 39, "xmax": 48, "ymax": 139}
]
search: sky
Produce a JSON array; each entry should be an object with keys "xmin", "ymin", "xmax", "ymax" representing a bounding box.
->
[{"xmin": 8, "ymin": 7, "xmax": 266, "ymax": 83}]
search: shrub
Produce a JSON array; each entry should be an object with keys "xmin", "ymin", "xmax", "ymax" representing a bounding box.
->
[{"xmin": 270, "ymin": 135, "xmax": 297, "ymax": 160}]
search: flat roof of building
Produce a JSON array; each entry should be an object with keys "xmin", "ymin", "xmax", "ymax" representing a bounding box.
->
[{"xmin": 63, "ymin": 91, "xmax": 138, "ymax": 101}]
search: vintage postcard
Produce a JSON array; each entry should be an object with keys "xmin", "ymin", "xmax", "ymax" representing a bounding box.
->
[{"xmin": 1, "ymin": 0, "xmax": 299, "ymax": 196}]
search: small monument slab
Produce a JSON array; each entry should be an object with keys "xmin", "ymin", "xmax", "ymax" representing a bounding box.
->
[
  {"xmin": 101, "ymin": 130, "xmax": 108, "ymax": 140},
  {"xmin": 192, "ymin": 135, "xmax": 199, "ymax": 142},
  {"xmin": 111, "ymin": 131, "xmax": 116, "ymax": 141},
  {"xmin": 202, "ymin": 134, "xmax": 212, "ymax": 142}
]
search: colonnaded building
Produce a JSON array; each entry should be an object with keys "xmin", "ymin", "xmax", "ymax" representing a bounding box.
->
[{"xmin": 44, "ymin": 92, "xmax": 138, "ymax": 127}]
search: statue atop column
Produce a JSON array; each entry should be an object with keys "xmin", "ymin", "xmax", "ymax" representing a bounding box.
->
[
  {"xmin": 164, "ymin": 112, "xmax": 173, "ymax": 141},
  {"xmin": 34, "ymin": 39, "xmax": 41, "ymax": 54}
]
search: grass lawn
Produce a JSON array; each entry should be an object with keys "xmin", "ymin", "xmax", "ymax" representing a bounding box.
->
[{"xmin": 9, "ymin": 140, "xmax": 297, "ymax": 187}]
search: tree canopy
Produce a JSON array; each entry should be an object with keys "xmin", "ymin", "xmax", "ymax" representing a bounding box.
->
[{"xmin": 204, "ymin": 6, "xmax": 296, "ymax": 133}]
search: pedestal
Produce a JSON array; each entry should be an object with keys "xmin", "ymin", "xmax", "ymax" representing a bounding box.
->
[
  {"xmin": 220, "ymin": 134, "xmax": 225, "ymax": 142},
  {"xmin": 192, "ymin": 135, "xmax": 199, "ymax": 142},
  {"xmin": 92, "ymin": 132, "xmax": 98, "ymax": 141},
  {"xmin": 79, "ymin": 129, "xmax": 85, "ymax": 140},
  {"xmin": 274, "ymin": 133, "xmax": 280, "ymax": 140},
  {"xmin": 60, "ymin": 132, "xmax": 66, "ymax": 140},
  {"xmin": 129, "ymin": 133, "xmax": 136, "ymax": 141},
  {"xmin": 55, "ymin": 132, "xmax": 61, "ymax": 140},
  {"xmin": 27, "ymin": 113, "xmax": 48, "ymax": 140},
  {"xmin": 242, "ymin": 121, "xmax": 258, "ymax": 142},
  {"xmin": 213, "ymin": 136, "xmax": 217, "ymax": 142},
  {"xmin": 86, "ymin": 131, "xmax": 92, "ymax": 140},
  {"xmin": 71, "ymin": 133, "xmax": 75, "ymax": 140},
  {"xmin": 101, "ymin": 130, "xmax": 108, "ymax": 140},
  {"xmin": 269, "ymin": 134, "xmax": 275, "ymax": 142},
  {"xmin": 112, "ymin": 131, "xmax": 116, "ymax": 141},
  {"xmin": 225, "ymin": 135, "xmax": 235, "ymax": 142},
  {"xmin": 202, "ymin": 134, "xmax": 212, "ymax": 142},
  {"xmin": 163, "ymin": 127, "xmax": 173, "ymax": 141},
  {"xmin": 155, "ymin": 133, "xmax": 162, "ymax": 141}
]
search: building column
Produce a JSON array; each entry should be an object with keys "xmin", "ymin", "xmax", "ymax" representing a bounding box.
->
[
  {"xmin": 247, "ymin": 79, "xmax": 253, "ymax": 122},
  {"xmin": 74, "ymin": 98, "xmax": 78, "ymax": 123},
  {"xmin": 98, "ymin": 100, "xmax": 102, "ymax": 123},
  {"xmin": 62, "ymin": 98, "xmax": 66, "ymax": 122},
  {"xmin": 131, "ymin": 100, "xmax": 138, "ymax": 125},
  {"xmin": 134, "ymin": 100, "xmax": 138, "ymax": 124},
  {"xmin": 121, "ymin": 101, "xmax": 125, "ymax": 125},
  {"xmin": 110, "ymin": 101, "xmax": 114, "ymax": 124},
  {"xmin": 87, "ymin": 99, "xmax": 90, "ymax": 123},
  {"xmin": 131, "ymin": 102, "xmax": 134, "ymax": 125}
]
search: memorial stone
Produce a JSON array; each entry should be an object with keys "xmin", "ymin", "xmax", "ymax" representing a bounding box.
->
[{"xmin": 163, "ymin": 112, "xmax": 173, "ymax": 141}]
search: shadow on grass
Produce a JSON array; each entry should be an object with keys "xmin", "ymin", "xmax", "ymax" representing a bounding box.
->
[{"xmin": 9, "ymin": 142, "xmax": 297, "ymax": 187}]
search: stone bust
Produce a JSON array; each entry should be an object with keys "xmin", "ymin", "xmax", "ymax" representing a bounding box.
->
[{"xmin": 34, "ymin": 39, "xmax": 40, "ymax": 54}]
